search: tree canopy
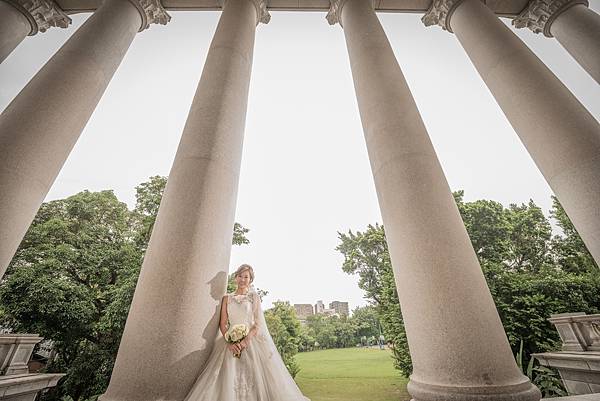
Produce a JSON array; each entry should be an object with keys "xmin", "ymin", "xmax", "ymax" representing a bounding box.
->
[
  {"xmin": 338, "ymin": 192, "xmax": 600, "ymax": 379},
  {"xmin": 0, "ymin": 177, "xmax": 249, "ymax": 400}
]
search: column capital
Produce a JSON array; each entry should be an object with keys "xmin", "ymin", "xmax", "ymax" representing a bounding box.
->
[
  {"xmin": 326, "ymin": 0, "xmax": 347, "ymax": 25},
  {"xmin": 421, "ymin": 0, "xmax": 468, "ymax": 32},
  {"xmin": 4, "ymin": 0, "xmax": 71, "ymax": 35},
  {"xmin": 218, "ymin": 0, "xmax": 271, "ymax": 25},
  {"xmin": 512, "ymin": 0, "xmax": 588, "ymax": 37},
  {"xmin": 327, "ymin": 0, "xmax": 376, "ymax": 26},
  {"xmin": 125, "ymin": 0, "xmax": 171, "ymax": 31}
]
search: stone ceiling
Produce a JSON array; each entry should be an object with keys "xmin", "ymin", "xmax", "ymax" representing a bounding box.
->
[{"xmin": 56, "ymin": 0, "xmax": 529, "ymax": 18}]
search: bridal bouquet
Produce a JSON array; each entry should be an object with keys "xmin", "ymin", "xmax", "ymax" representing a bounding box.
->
[{"xmin": 225, "ymin": 324, "xmax": 249, "ymax": 358}]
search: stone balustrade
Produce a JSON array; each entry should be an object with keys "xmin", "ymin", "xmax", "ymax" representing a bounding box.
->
[
  {"xmin": 534, "ymin": 313, "xmax": 600, "ymax": 396},
  {"xmin": 0, "ymin": 334, "xmax": 42, "ymax": 375},
  {"xmin": 0, "ymin": 334, "xmax": 63, "ymax": 401},
  {"xmin": 549, "ymin": 313, "xmax": 600, "ymax": 352}
]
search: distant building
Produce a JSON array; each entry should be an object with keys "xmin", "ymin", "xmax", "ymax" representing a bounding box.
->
[
  {"xmin": 329, "ymin": 301, "xmax": 349, "ymax": 317},
  {"xmin": 314, "ymin": 300, "xmax": 325, "ymax": 315},
  {"xmin": 293, "ymin": 304, "xmax": 314, "ymax": 320},
  {"xmin": 309, "ymin": 300, "xmax": 349, "ymax": 317},
  {"xmin": 322, "ymin": 308, "xmax": 338, "ymax": 317}
]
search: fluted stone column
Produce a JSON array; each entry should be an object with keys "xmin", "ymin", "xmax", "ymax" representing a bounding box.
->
[
  {"xmin": 0, "ymin": 0, "xmax": 71, "ymax": 63},
  {"xmin": 101, "ymin": 1, "xmax": 268, "ymax": 400},
  {"xmin": 513, "ymin": 0, "xmax": 600, "ymax": 84},
  {"xmin": 423, "ymin": 0, "xmax": 600, "ymax": 266},
  {"xmin": 0, "ymin": 0, "xmax": 170, "ymax": 279},
  {"xmin": 328, "ymin": 1, "xmax": 540, "ymax": 400}
]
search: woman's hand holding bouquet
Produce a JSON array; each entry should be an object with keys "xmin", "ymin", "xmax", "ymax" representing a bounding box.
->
[{"xmin": 225, "ymin": 324, "xmax": 249, "ymax": 358}]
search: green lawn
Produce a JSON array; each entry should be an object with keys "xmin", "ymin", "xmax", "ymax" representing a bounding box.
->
[{"xmin": 295, "ymin": 348, "xmax": 410, "ymax": 401}]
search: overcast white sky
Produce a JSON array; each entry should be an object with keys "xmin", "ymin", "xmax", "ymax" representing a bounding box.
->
[{"xmin": 1, "ymin": 4, "xmax": 599, "ymax": 311}]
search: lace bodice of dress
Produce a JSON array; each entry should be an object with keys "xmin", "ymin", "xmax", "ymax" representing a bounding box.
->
[{"xmin": 227, "ymin": 293, "xmax": 255, "ymax": 328}]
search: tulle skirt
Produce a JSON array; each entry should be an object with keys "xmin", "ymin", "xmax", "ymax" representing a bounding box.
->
[{"xmin": 185, "ymin": 336, "xmax": 310, "ymax": 401}]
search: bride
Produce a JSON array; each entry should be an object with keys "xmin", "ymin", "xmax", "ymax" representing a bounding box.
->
[{"xmin": 185, "ymin": 264, "xmax": 311, "ymax": 401}]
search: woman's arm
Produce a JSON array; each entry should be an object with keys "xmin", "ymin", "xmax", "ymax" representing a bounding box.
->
[{"xmin": 219, "ymin": 295, "xmax": 228, "ymax": 336}]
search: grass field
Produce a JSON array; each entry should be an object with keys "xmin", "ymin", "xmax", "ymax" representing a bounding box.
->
[{"xmin": 295, "ymin": 348, "xmax": 410, "ymax": 401}]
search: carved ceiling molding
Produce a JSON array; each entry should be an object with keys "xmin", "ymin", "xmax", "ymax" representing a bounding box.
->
[
  {"xmin": 218, "ymin": 0, "xmax": 271, "ymax": 24},
  {"xmin": 5, "ymin": 0, "xmax": 71, "ymax": 35},
  {"xmin": 421, "ymin": 0, "xmax": 468, "ymax": 32},
  {"xmin": 126, "ymin": 0, "xmax": 172, "ymax": 31},
  {"xmin": 512, "ymin": 0, "xmax": 588, "ymax": 37}
]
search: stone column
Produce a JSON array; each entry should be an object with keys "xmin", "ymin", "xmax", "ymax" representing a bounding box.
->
[
  {"xmin": 423, "ymin": 0, "xmax": 600, "ymax": 266},
  {"xmin": 328, "ymin": 1, "xmax": 540, "ymax": 400},
  {"xmin": 0, "ymin": 0, "xmax": 71, "ymax": 63},
  {"xmin": 513, "ymin": 0, "xmax": 600, "ymax": 84},
  {"xmin": 0, "ymin": 0, "xmax": 170, "ymax": 279},
  {"xmin": 101, "ymin": 1, "xmax": 268, "ymax": 400}
]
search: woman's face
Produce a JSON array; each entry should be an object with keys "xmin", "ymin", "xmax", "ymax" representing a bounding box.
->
[{"xmin": 235, "ymin": 270, "xmax": 252, "ymax": 290}]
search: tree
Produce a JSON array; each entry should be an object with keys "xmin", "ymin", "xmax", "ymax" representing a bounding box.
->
[
  {"xmin": 306, "ymin": 314, "xmax": 338, "ymax": 350},
  {"xmin": 505, "ymin": 201, "xmax": 553, "ymax": 272},
  {"xmin": 301, "ymin": 311, "xmax": 376, "ymax": 350},
  {"xmin": 0, "ymin": 191, "xmax": 140, "ymax": 400},
  {"xmin": 338, "ymin": 192, "xmax": 600, "ymax": 379},
  {"xmin": 453, "ymin": 191, "xmax": 510, "ymax": 264},
  {"xmin": 550, "ymin": 196, "xmax": 598, "ymax": 274},
  {"xmin": 0, "ymin": 177, "xmax": 250, "ymax": 401},
  {"xmin": 297, "ymin": 324, "xmax": 316, "ymax": 352},
  {"xmin": 264, "ymin": 301, "xmax": 301, "ymax": 377},
  {"xmin": 133, "ymin": 176, "xmax": 249, "ymax": 249},
  {"xmin": 336, "ymin": 224, "xmax": 412, "ymax": 374},
  {"xmin": 484, "ymin": 263, "xmax": 600, "ymax": 361},
  {"xmin": 454, "ymin": 192, "xmax": 554, "ymax": 271},
  {"xmin": 330, "ymin": 316, "xmax": 355, "ymax": 348},
  {"xmin": 336, "ymin": 224, "xmax": 389, "ymax": 305},
  {"xmin": 351, "ymin": 305, "xmax": 380, "ymax": 342}
]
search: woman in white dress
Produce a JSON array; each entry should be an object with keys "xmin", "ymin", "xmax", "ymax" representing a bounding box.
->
[{"xmin": 185, "ymin": 264, "xmax": 311, "ymax": 401}]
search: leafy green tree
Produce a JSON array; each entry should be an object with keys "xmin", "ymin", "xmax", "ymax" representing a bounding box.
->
[
  {"xmin": 306, "ymin": 314, "xmax": 338, "ymax": 349},
  {"xmin": 330, "ymin": 315, "xmax": 355, "ymax": 348},
  {"xmin": 454, "ymin": 192, "xmax": 554, "ymax": 271},
  {"xmin": 302, "ymin": 311, "xmax": 377, "ymax": 350},
  {"xmin": 453, "ymin": 191, "xmax": 510, "ymax": 264},
  {"xmin": 133, "ymin": 176, "xmax": 249, "ymax": 249},
  {"xmin": 336, "ymin": 224, "xmax": 389, "ymax": 306},
  {"xmin": 351, "ymin": 305, "xmax": 380, "ymax": 341},
  {"xmin": 550, "ymin": 196, "xmax": 598, "ymax": 274},
  {"xmin": 485, "ymin": 263, "xmax": 600, "ymax": 360},
  {"xmin": 338, "ymin": 192, "xmax": 600, "ymax": 380},
  {"xmin": 264, "ymin": 301, "xmax": 301, "ymax": 377},
  {"xmin": 132, "ymin": 176, "xmax": 166, "ymax": 249},
  {"xmin": 505, "ymin": 201, "xmax": 552, "ymax": 272},
  {"xmin": 336, "ymin": 224, "xmax": 412, "ymax": 375},
  {"xmin": 0, "ymin": 191, "xmax": 140, "ymax": 400},
  {"xmin": 297, "ymin": 324, "xmax": 316, "ymax": 352},
  {"xmin": 0, "ymin": 177, "xmax": 250, "ymax": 401}
]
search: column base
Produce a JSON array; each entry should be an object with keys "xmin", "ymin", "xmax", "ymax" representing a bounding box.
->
[{"xmin": 408, "ymin": 377, "xmax": 541, "ymax": 401}]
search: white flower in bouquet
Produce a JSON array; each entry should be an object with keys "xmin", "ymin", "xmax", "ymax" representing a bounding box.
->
[{"xmin": 225, "ymin": 324, "xmax": 249, "ymax": 358}]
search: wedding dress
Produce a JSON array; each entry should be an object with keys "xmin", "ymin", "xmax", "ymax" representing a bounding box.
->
[{"xmin": 185, "ymin": 287, "xmax": 310, "ymax": 401}]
